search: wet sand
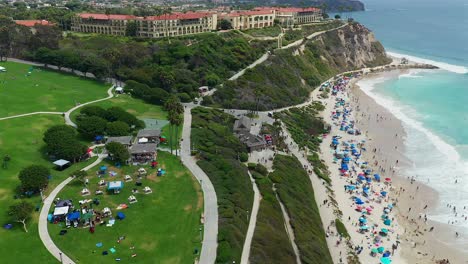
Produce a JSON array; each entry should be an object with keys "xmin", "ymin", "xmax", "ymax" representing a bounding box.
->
[{"xmin": 351, "ymin": 70, "xmax": 467, "ymax": 263}]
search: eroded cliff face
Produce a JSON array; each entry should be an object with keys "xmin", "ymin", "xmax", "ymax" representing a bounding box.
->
[
  {"xmin": 310, "ymin": 23, "xmax": 390, "ymax": 70},
  {"xmin": 213, "ymin": 23, "xmax": 391, "ymax": 110}
]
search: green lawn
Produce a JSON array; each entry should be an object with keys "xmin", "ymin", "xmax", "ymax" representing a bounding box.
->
[
  {"xmin": 0, "ymin": 115, "xmax": 98, "ymax": 263},
  {"xmin": 0, "ymin": 61, "xmax": 109, "ymax": 117},
  {"xmin": 49, "ymin": 151, "xmax": 203, "ymax": 264},
  {"xmin": 69, "ymin": 94, "xmax": 168, "ymax": 122}
]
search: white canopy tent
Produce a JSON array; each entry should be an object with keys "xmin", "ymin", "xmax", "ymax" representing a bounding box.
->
[
  {"xmin": 0, "ymin": 66, "xmax": 6, "ymax": 72},
  {"xmin": 53, "ymin": 206, "xmax": 69, "ymax": 216}
]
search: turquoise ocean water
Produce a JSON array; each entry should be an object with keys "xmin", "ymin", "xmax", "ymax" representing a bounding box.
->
[{"xmin": 348, "ymin": 0, "xmax": 468, "ymax": 228}]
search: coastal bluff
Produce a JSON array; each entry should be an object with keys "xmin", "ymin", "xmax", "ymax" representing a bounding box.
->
[{"xmin": 213, "ymin": 23, "xmax": 391, "ymax": 110}]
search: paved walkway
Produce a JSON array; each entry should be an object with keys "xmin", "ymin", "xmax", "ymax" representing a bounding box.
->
[
  {"xmin": 240, "ymin": 171, "xmax": 261, "ymax": 264},
  {"xmin": 38, "ymin": 154, "xmax": 107, "ymax": 264},
  {"xmin": 180, "ymin": 105, "xmax": 218, "ymax": 264},
  {"xmin": 64, "ymin": 85, "xmax": 115, "ymax": 127}
]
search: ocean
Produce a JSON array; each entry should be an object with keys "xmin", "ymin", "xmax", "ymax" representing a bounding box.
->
[{"xmin": 349, "ymin": 0, "xmax": 468, "ymax": 229}]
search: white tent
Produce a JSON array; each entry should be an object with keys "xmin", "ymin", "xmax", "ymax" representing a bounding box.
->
[
  {"xmin": 138, "ymin": 137, "xmax": 149, "ymax": 143},
  {"xmin": 53, "ymin": 206, "xmax": 69, "ymax": 216},
  {"xmin": 115, "ymin": 87, "xmax": 124, "ymax": 93},
  {"xmin": 0, "ymin": 66, "xmax": 6, "ymax": 72}
]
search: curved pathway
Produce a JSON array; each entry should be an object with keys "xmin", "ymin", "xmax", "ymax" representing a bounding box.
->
[
  {"xmin": 180, "ymin": 105, "xmax": 218, "ymax": 264},
  {"xmin": 38, "ymin": 154, "xmax": 107, "ymax": 264},
  {"xmin": 240, "ymin": 171, "xmax": 261, "ymax": 264},
  {"xmin": 65, "ymin": 85, "xmax": 115, "ymax": 127}
]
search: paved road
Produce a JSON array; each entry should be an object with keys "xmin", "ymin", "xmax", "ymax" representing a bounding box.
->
[
  {"xmin": 38, "ymin": 154, "xmax": 107, "ymax": 264},
  {"xmin": 240, "ymin": 171, "xmax": 261, "ymax": 264},
  {"xmin": 64, "ymin": 86, "xmax": 115, "ymax": 127},
  {"xmin": 0, "ymin": 111, "xmax": 63, "ymax": 121},
  {"xmin": 180, "ymin": 105, "xmax": 218, "ymax": 264}
]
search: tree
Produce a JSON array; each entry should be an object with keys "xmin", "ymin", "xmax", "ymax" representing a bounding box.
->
[
  {"xmin": 8, "ymin": 201, "xmax": 34, "ymax": 232},
  {"xmin": 218, "ymin": 19, "xmax": 232, "ymax": 30},
  {"xmin": 164, "ymin": 95, "xmax": 184, "ymax": 155},
  {"xmin": 106, "ymin": 142, "xmax": 130, "ymax": 163},
  {"xmin": 18, "ymin": 165, "xmax": 49, "ymax": 193},
  {"xmin": 106, "ymin": 121, "xmax": 130, "ymax": 136},
  {"xmin": 239, "ymin": 152, "xmax": 248, "ymax": 162},
  {"xmin": 125, "ymin": 21, "xmax": 138, "ymax": 37},
  {"xmin": 334, "ymin": 14, "xmax": 341, "ymax": 19},
  {"xmin": 80, "ymin": 105, "xmax": 108, "ymax": 119},
  {"xmin": 205, "ymin": 73, "xmax": 220, "ymax": 87},
  {"xmin": 77, "ymin": 116, "xmax": 107, "ymax": 139},
  {"xmin": 43, "ymin": 125, "xmax": 87, "ymax": 162},
  {"xmin": 71, "ymin": 170, "xmax": 87, "ymax": 184}
]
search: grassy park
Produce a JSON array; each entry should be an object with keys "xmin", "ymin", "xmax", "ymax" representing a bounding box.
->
[
  {"xmin": 0, "ymin": 61, "xmax": 109, "ymax": 117},
  {"xmin": 0, "ymin": 115, "xmax": 98, "ymax": 263},
  {"xmin": 49, "ymin": 152, "xmax": 203, "ymax": 263},
  {"xmin": 0, "ymin": 61, "xmax": 192, "ymax": 263}
]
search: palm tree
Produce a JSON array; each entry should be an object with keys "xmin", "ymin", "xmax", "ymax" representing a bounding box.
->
[{"xmin": 164, "ymin": 96, "xmax": 183, "ymax": 155}]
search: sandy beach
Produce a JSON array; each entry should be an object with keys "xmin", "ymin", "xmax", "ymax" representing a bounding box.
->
[
  {"xmin": 349, "ymin": 70, "xmax": 468, "ymax": 264},
  {"xmin": 307, "ymin": 60, "xmax": 468, "ymax": 264}
]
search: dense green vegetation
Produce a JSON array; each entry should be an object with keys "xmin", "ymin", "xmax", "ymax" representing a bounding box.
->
[
  {"xmin": 277, "ymin": 104, "xmax": 332, "ymax": 184},
  {"xmin": 34, "ymin": 31, "xmax": 271, "ymax": 103},
  {"xmin": 76, "ymin": 105, "xmax": 145, "ymax": 139},
  {"xmin": 269, "ymin": 155, "xmax": 332, "ymax": 264},
  {"xmin": 335, "ymin": 218, "xmax": 350, "ymax": 238},
  {"xmin": 249, "ymin": 165, "xmax": 296, "ymax": 264},
  {"xmin": 212, "ymin": 23, "xmax": 390, "ymax": 110},
  {"xmin": 191, "ymin": 107, "xmax": 253, "ymax": 263},
  {"xmin": 277, "ymin": 104, "xmax": 326, "ymax": 152},
  {"xmin": 242, "ymin": 26, "xmax": 282, "ymax": 38},
  {"xmin": 282, "ymin": 20, "xmax": 344, "ymax": 45}
]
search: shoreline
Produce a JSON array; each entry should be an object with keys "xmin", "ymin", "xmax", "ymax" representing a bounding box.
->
[{"xmin": 349, "ymin": 69, "xmax": 467, "ymax": 263}]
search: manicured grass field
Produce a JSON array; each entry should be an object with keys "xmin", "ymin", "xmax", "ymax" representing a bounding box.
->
[
  {"xmin": 242, "ymin": 26, "xmax": 282, "ymax": 38},
  {"xmin": 69, "ymin": 94, "xmax": 168, "ymax": 122},
  {"xmin": 0, "ymin": 115, "xmax": 98, "ymax": 263},
  {"xmin": 0, "ymin": 61, "xmax": 109, "ymax": 117},
  {"xmin": 50, "ymin": 151, "xmax": 203, "ymax": 264}
]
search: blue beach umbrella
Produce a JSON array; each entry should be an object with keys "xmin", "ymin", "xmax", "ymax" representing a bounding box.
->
[{"xmin": 374, "ymin": 174, "xmax": 381, "ymax": 181}]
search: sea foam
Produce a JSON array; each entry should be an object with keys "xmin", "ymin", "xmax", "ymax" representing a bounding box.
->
[
  {"xmin": 387, "ymin": 51, "xmax": 468, "ymax": 74},
  {"xmin": 357, "ymin": 76, "xmax": 468, "ymax": 229}
]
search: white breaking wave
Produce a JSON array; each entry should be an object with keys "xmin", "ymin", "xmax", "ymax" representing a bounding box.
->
[
  {"xmin": 357, "ymin": 76, "xmax": 468, "ymax": 228},
  {"xmin": 387, "ymin": 51, "xmax": 468, "ymax": 74}
]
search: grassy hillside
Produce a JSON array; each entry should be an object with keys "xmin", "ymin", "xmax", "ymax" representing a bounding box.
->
[
  {"xmin": 212, "ymin": 23, "xmax": 391, "ymax": 110},
  {"xmin": 269, "ymin": 155, "xmax": 332, "ymax": 264},
  {"xmin": 249, "ymin": 165, "xmax": 296, "ymax": 264},
  {"xmin": 191, "ymin": 107, "xmax": 253, "ymax": 263}
]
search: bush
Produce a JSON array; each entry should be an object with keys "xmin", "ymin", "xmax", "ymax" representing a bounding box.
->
[
  {"xmin": 177, "ymin": 92, "xmax": 191, "ymax": 103},
  {"xmin": 239, "ymin": 152, "xmax": 248, "ymax": 162},
  {"xmin": 335, "ymin": 218, "xmax": 350, "ymax": 238}
]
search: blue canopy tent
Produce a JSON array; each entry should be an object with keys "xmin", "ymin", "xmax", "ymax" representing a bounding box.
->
[
  {"xmin": 355, "ymin": 198, "xmax": 364, "ymax": 205},
  {"xmin": 384, "ymin": 219, "xmax": 392, "ymax": 226},
  {"xmin": 341, "ymin": 163, "xmax": 349, "ymax": 171},
  {"xmin": 117, "ymin": 212, "xmax": 125, "ymax": 220},
  {"xmin": 343, "ymin": 157, "xmax": 351, "ymax": 163},
  {"xmin": 100, "ymin": 166, "xmax": 107, "ymax": 172},
  {"xmin": 107, "ymin": 181, "xmax": 124, "ymax": 194},
  {"xmin": 67, "ymin": 212, "xmax": 80, "ymax": 221},
  {"xmin": 380, "ymin": 257, "xmax": 392, "ymax": 264},
  {"xmin": 358, "ymin": 175, "xmax": 366, "ymax": 181},
  {"xmin": 363, "ymin": 187, "xmax": 370, "ymax": 195},
  {"xmin": 374, "ymin": 174, "xmax": 381, "ymax": 181},
  {"xmin": 383, "ymin": 252, "xmax": 391, "ymax": 258}
]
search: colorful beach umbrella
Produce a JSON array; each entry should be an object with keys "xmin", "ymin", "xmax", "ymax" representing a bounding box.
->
[
  {"xmin": 377, "ymin": 246, "xmax": 385, "ymax": 253},
  {"xmin": 380, "ymin": 257, "xmax": 392, "ymax": 264}
]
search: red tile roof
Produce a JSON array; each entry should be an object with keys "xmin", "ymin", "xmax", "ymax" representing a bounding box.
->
[
  {"xmin": 254, "ymin": 7, "xmax": 321, "ymax": 13},
  {"xmin": 79, "ymin": 13, "xmax": 137, "ymax": 20},
  {"xmin": 15, "ymin": 20, "xmax": 54, "ymax": 27},
  {"xmin": 144, "ymin": 12, "xmax": 213, "ymax": 21},
  {"xmin": 277, "ymin": 7, "xmax": 321, "ymax": 13}
]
